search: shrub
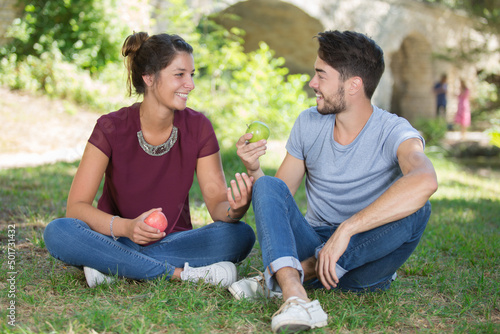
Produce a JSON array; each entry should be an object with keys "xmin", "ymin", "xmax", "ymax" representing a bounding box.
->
[
  {"xmin": 415, "ymin": 117, "xmax": 448, "ymax": 147},
  {"xmin": 0, "ymin": 0, "xmax": 314, "ymax": 145},
  {"xmin": 487, "ymin": 120, "xmax": 500, "ymax": 148},
  {"xmin": 160, "ymin": 1, "xmax": 315, "ymax": 147},
  {"xmin": 1, "ymin": 0, "xmax": 129, "ymax": 73}
]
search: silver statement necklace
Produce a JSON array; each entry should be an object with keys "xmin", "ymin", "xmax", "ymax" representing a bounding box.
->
[{"xmin": 137, "ymin": 126, "xmax": 178, "ymax": 156}]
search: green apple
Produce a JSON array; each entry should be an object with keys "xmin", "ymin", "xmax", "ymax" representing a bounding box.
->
[{"xmin": 246, "ymin": 121, "xmax": 270, "ymax": 143}]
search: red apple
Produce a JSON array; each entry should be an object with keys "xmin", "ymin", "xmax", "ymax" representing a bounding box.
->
[{"xmin": 145, "ymin": 211, "xmax": 168, "ymax": 232}]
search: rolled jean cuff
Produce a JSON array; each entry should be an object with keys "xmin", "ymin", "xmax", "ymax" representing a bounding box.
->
[
  {"xmin": 265, "ymin": 256, "xmax": 303, "ymax": 292},
  {"xmin": 315, "ymin": 245, "xmax": 348, "ymax": 280}
]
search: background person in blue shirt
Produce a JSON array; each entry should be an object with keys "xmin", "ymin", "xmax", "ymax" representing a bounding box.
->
[{"xmin": 434, "ymin": 74, "xmax": 448, "ymax": 117}]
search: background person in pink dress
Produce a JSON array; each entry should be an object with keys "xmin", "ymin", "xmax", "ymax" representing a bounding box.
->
[{"xmin": 454, "ymin": 79, "xmax": 471, "ymax": 140}]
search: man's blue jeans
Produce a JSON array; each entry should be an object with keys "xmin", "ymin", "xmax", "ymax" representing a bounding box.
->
[
  {"xmin": 253, "ymin": 176, "xmax": 431, "ymax": 292},
  {"xmin": 44, "ymin": 218, "xmax": 255, "ymax": 280}
]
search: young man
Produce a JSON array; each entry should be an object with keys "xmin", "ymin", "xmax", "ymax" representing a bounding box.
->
[{"xmin": 230, "ymin": 30, "xmax": 438, "ymax": 333}]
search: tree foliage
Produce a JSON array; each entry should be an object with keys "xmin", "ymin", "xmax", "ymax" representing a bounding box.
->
[
  {"xmin": 145, "ymin": 0, "xmax": 315, "ymax": 146},
  {"xmin": 1, "ymin": 0, "xmax": 128, "ymax": 73},
  {"xmin": 421, "ymin": 0, "xmax": 500, "ymax": 33},
  {"xmin": 0, "ymin": 0, "xmax": 314, "ymax": 146}
]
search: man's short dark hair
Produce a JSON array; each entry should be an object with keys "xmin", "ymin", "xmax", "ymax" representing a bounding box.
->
[{"xmin": 315, "ymin": 30, "xmax": 385, "ymax": 99}]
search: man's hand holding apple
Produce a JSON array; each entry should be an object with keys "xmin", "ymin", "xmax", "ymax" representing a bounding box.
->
[{"xmin": 236, "ymin": 121, "xmax": 270, "ymax": 180}]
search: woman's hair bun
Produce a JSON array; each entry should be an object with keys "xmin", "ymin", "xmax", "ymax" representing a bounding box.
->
[{"xmin": 122, "ymin": 31, "xmax": 149, "ymax": 58}]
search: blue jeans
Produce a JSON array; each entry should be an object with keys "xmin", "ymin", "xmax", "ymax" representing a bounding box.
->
[
  {"xmin": 253, "ymin": 176, "xmax": 431, "ymax": 292},
  {"xmin": 43, "ymin": 218, "xmax": 255, "ymax": 280}
]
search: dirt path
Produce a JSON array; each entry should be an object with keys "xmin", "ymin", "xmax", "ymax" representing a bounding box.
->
[
  {"xmin": 0, "ymin": 87, "xmax": 493, "ymax": 170},
  {"xmin": 0, "ymin": 87, "xmax": 99, "ymax": 169}
]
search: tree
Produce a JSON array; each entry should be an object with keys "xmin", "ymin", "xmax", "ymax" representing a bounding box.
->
[
  {"xmin": 2, "ymin": 0, "xmax": 128, "ymax": 73},
  {"xmin": 421, "ymin": 0, "xmax": 500, "ymax": 33}
]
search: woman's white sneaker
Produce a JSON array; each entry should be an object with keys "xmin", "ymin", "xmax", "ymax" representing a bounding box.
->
[
  {"xmin": 271, "ymin": 296, "xmax": 328, "ymax": 333},
  {"xmin": 180, "ymin": 261, "xmax": 237, "ymax": 287},
  {"xmin": 84, "ymin": 266, "xmax": 115, "ymax": 288}
]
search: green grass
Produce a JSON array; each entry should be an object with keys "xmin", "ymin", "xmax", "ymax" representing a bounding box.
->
[{"xmin": 0, "ymin": 150, "xmax": 499, "ymax": 333}]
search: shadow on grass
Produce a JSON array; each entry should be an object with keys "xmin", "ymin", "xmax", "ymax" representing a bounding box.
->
[
  {"xmin": 424, "ymin": 197, "xmax": 499, "ymax": 266},
  {"xmin": 0, "ymin": 156, "xmax": 499, "ymax": 333},
  {"xmin": 400, "ymin": 196, "xmax": 499, "ymax": 298},
  {"xmin": 0, "ymin": 161, "xmax": 79, "ymax": 224}
]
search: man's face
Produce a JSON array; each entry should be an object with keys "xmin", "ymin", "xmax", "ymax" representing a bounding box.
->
[{"xmin": 309, "ymin": 56, "xmax": 346, "ymax": 115}]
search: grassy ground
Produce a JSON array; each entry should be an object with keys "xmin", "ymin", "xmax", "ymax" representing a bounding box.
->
[{"xmin": 0, "ymin": 148, "xmax": 499, "ymax": 333}]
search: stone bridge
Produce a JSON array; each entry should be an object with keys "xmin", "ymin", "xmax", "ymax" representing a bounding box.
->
[
  {"xmin": 181, "ymin": 0, "xmax": 498, "ymax": 123},
  {"xmin": 2, "ymin": 0, "xmax": 498, "ymax": 122}
]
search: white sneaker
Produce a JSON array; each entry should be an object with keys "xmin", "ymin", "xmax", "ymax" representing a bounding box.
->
[
  {"xmin": 229, "ymin": 275, "xmax": 283, "ymax": 300},
  {"xmin": 84, "ymin": 266, "xmax": 115, "ymax": 288},
  {"xmin": 180, "ymin": 261, "xmax": 237, "ymax": 287},
  {"xmin": 271, "ymin": 297, "xmax": 328, "ymax": 333}
]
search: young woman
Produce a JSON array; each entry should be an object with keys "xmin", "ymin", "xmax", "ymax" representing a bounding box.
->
[
  {"xmin": 454, "ymin": 79, "xmax": 471, "ymax": 140},
  {"xmin": 44, "ymin": 32, "xmax": 256, "ymax": 288}
]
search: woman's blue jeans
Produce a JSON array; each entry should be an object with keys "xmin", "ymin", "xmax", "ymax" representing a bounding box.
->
[
  {"xmin": 43, "ymin": 218, "xmax": 255, "ymax": 281},
  {"xmin": 253, "ymin": 176, "xmax": 431, "ymax": 292}
]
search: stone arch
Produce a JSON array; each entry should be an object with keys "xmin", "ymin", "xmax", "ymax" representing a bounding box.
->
[
  {"xmin": 212, "ymin": 0, "xmax": 324, "ymax": 76},
  {"xmin": 390, "ymin": 32, "xmax": 434, "ymax": 123},
  {"xmin": 0, "ymin": 0, "xmax": 24, "ymax": 46}
]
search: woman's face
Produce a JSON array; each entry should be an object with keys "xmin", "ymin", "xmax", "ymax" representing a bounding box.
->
[{"xmin": 147, "ymin": 52, "xmax": 195, "ymax": 112}]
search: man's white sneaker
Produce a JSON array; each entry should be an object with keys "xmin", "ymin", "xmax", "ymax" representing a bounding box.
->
[
  {"xmin": 228, "ymin": 275, "xmax": 283, "ymax": 300},
  {"xmin": 84, "ymin": 266, "xmax": 115, "ymax": 288},
  {"xmin": 271, "ymin": 297, "xmax": 328, "ymax": 333},
  {"xmin": 180, "ymin": 261, "xmax": 237, "ymax": 287}
]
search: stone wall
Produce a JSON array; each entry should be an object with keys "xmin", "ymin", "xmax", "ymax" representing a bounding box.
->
[
  {"xmin": 210, "ymin": 0, "xmax": 323, "ymax": 75},
  {"xmin": 187, "ymin": 0, "xmax": 498, "ymax": 123},
  {"xmin": 390, "ymin": 33, "xmax": 434, "ymax": 120},
  {"xmin": 0, "ymin": 0, "xmax": 24, "ymax": 46},
  {"xmin": 2, "ymin": 0, "xmax": 497, "ymax": 123}
]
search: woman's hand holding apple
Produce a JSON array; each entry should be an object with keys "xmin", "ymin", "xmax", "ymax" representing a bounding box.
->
[
  {"xmin": 145, "ymin": 210, "xmax": 168, "ymax": 231},
  {"xmin": 127, "ymin": 208, "xmax": 166, "ymax": 245}
]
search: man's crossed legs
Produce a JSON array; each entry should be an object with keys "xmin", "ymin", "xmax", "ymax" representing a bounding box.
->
[{"xmin": 229, "ymin": 176, "xmax": 431, "ymax": 333}]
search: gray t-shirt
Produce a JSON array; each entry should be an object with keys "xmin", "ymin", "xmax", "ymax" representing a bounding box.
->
[{"xmin": 286, "ymin": 105, "xmax": 424, "ymax": 227}]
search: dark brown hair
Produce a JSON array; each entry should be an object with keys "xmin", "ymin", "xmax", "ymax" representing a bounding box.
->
[
  {"xmin": 121, "ymin": 32, "xmax": 193, "ymax": 96},
  {"xmin": 315, "ymin": 30, "xmax": 384, "ymax": 99}
]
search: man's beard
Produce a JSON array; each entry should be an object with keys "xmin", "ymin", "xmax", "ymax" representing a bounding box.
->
[{"xmin": 317, "ymin": 85, "xmax": 346, "ymax": 115}]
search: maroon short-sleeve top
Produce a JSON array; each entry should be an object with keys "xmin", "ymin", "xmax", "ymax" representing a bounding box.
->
[{"xmin": 88, "ymin": 103, "xmax": 219, "ymax": 236}]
